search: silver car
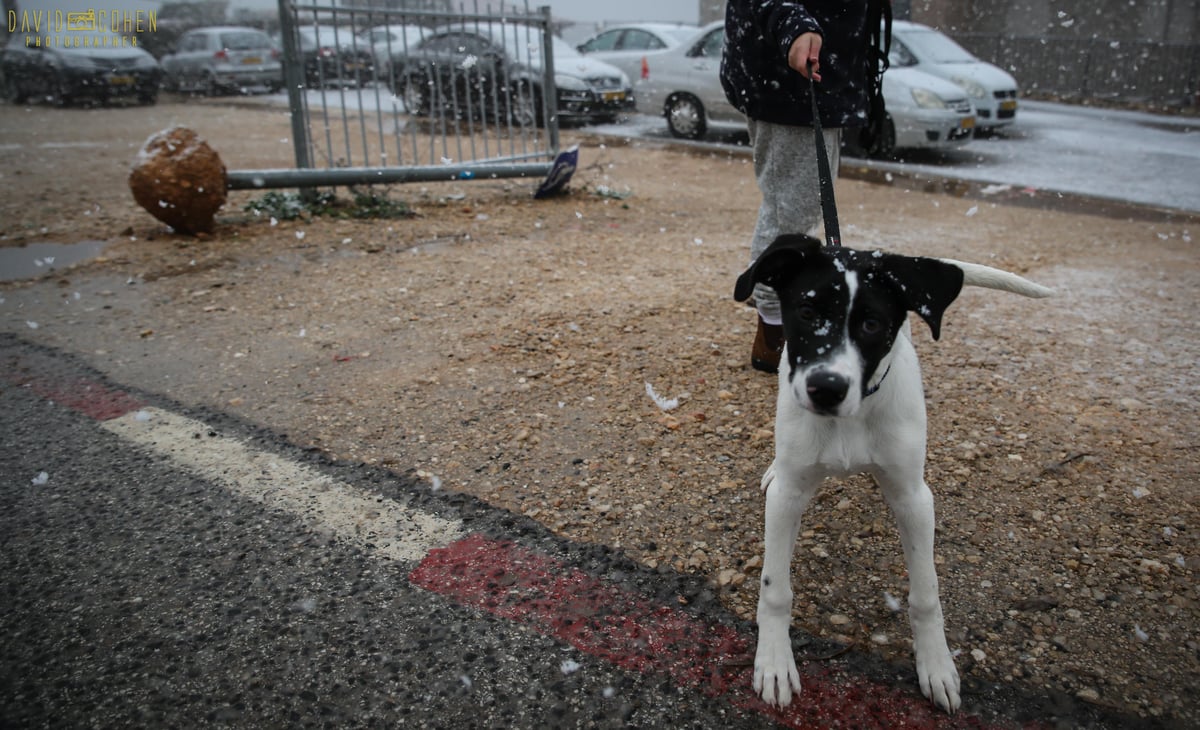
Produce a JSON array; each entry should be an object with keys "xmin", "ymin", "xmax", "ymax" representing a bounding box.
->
[
  {"xmin": 161, "ymin": 26, "xmax": 282, "ymax": 95},
  {"xmin": 844, "ymin": 66, "xmax": 976, "ymax": 157},
  {"xmin": 889, "ymin": 21, "xmax": 1019, "ymax": 133},
  {"xmin": 635, "ymin": 22, "xmax": 744, "ymax": 140},
  {"xmin": 576, "ymin": 23, "xmax": 698, "ymax": 84}
]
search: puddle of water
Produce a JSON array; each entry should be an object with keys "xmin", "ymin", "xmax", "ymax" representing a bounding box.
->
[{"xmin": 0, "ymin": 240, "xmax": 110, "ymax": 282}]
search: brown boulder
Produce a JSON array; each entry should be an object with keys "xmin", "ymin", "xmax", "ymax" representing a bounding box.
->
[{"xmin": 129, "ymin": 126, "xmax": 227, "ymax": 234}]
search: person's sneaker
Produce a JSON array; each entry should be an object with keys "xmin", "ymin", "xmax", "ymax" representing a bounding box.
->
[{"xmin": 751, "ymin": 317, "xmax": 785, "ymax": 373}]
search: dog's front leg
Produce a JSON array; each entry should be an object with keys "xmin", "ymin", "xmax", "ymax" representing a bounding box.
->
[
  {"xmin": 754, "ymin": 463, "xmax": 816, "ymax": 707},
  {"xmin": 878, "ymin": 472, "xmax": 961, "ymax": 713}
]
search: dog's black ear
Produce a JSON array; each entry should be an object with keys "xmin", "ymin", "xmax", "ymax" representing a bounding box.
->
[
  {"xmin": 878, "ymin": 255, "xmax": 965, "ymax": 340},
  {"xmin": 733, "ymin": 233, "xmax": 823, "ymax": 302}
]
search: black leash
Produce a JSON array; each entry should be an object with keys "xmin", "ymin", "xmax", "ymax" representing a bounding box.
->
[
  {"xmin": 808, "ymin": 74, "xmax": 841, "ymax": 249},
  {"xmin": 807, "ymin": 68, "xmax": 897, "ymax": 398}
]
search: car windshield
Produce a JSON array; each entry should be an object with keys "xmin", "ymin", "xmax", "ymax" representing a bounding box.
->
[
  {"xmin": 551, "ymin": 36, "xmax": 582, "ymax": 59},
  {"xmin": 900, "ymin": 29, "xmax": 976, "ymax": 63},
  {"xmin": 221, "ymin": 32, "xmax": 271, "ymax": 50}
]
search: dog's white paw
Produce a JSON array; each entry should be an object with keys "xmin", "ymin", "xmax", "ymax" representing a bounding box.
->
[
  {"xmin": 916, "ymin": 650, "xmax": 961, "ymax": 713},
  {"xmin": 753, "ymin": 638, "xmax": 802, "ymax": 707}
]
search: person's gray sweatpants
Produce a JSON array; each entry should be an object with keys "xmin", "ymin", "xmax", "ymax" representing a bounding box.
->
[{"xmin": 747, "ymin": 119, "xmax": 842, "ymax": 325}]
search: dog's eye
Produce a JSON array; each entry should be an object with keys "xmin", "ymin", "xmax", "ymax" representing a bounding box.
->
[
  {"xmin": 797, "ymin": 305, "xmax": 819, "ymax": 322},
  {"xmin": 861, "ymin": 318, "xmax": 883, "ymax": 335}
]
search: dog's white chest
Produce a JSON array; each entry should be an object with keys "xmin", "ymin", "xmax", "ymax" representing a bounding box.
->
[{"xmin": 785, "ymin": 416, "xmax": 879, "ymax": 476}]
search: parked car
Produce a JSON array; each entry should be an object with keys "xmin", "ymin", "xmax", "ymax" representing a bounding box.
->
[
  {"xmin": 635, "ymin": 22, "xmax": 743, "ymax": 139},
  {"xmin": 161, "ymin": 26, "xmax": 282, "ymax": 95},
  {"xmin": 889, "ymin": 20, "xmax": 1018, "ymax": 133},
  {"xmin": 639, "ymin": 21, "xmax": 976, "ymax": 157},
  {"xmin": 844, "ymin": 66, "xmax": 976, "ymax": 157},
  {"xmin": 358, "ymin": 24, "xmax": 429, "ymax": 81},
  {"xmin": 1, "ymin": 31, "xmax": 161, "ymax": 105},
  {"xmin": 394, "ymin": 25, "xmax": 634, "ymax": 126},
  {"xmin": 292, "ymin": 25, "xmax": 374, "ymax": 88},
  {"xmin": 576, "ymin": 23, "xmax": 698, "ymax": 83}
]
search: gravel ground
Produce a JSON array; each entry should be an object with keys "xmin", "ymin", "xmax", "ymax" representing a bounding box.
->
[{"xmin": 1, "ymin": 100, "xmax": 1197, "ymax": 726}]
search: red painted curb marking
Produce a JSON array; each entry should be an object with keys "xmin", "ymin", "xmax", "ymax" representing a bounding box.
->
[
  {"xmin": 410, "ymin": 534, "xmax": 1001, "ymax": 730},
  {"xmin": 9, "ymin": 371, "xmax": 145, "ymax": 422}
]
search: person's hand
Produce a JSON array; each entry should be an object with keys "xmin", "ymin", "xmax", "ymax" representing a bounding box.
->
[{"xmin": 788, "ymin": 32, "xmax": 822, "ymax": 81}]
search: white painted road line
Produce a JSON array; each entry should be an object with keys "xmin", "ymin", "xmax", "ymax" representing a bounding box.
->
[{"xmin": 101, "ymin": 407, "xmax": 464, "ymax": 562}]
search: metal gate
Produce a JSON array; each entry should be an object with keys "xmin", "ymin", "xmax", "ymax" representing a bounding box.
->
[{"xmin": 226, "ymin": 1, "xmax": 561, "ymax": 192}]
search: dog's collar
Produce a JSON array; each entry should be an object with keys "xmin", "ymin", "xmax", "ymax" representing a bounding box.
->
[{"xmin": 864, "ymin": 363, "xmax": 892, "ymax": 398}]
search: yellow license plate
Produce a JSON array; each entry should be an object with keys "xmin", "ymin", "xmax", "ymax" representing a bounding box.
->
[
  {"xmin": 602, "ymin": 90, "xmax": 626, "ymax": 102},
  {"xmin": 242, "ymin": 56, "xmax": 262, "ymax": 65},
  {"xmin": 108, "ymin": 75, "xmax": 135, "ymax": 86},
  {"xmin": 999, "ymin": 99, "xmax": 1017, "ymax": 111},
  {"xmin": 961, "ymin": 117, "xmax": 975, "ymax": 129}
]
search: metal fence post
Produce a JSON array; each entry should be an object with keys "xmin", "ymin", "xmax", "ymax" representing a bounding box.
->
[
  {"xmin": 276, "ymin": 0, "xmax": 316, "ymax": 200},
  {"xmin": 538, "ymin": 4, "xmax": 559, "ymax": 155}
]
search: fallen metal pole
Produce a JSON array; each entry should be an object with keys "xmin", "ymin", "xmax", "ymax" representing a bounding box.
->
[{"xmin": 226, "ymin": 163, "xmax": 553, "ymax": 191}]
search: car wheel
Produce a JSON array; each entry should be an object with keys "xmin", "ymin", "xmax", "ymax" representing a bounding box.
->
[
  {"xmin": 508, "ymin": 82, "xmax": 542, "ymax": 128},
  {"xmin": 47, "ymin": 72, "xmax": 71, "ymax": 106},
  {"xmin": 203, "ymin": 72, "xmax": 222, "ymax": 96},
  {"xmin": 3, "ymin": 73, "xmax": 29, "ymax": 104},
  {"xmin": 401, "ymin": 74, "xmax": 430, "ymax": 115},
  {"xmin": 664, "ymin": 93, "xmax": 705, "ymax": 140},
  {"xmin": 868, "ymin": 115, "xmax": 896, "ymax": 159}
]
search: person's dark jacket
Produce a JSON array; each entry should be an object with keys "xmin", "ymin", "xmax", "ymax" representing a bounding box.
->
[{"xmin": 720, "ymin": 0, "xmax": 874, "ymax": 128}]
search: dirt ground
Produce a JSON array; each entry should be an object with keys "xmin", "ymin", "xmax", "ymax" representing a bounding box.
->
[{"xmin": 1, "ymin": 100, "xmax": 1197, "ymax": 726}]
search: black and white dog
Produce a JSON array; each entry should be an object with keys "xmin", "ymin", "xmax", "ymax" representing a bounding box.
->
[{"xmin": 734, "ymin": 233, "xmax": 1052, "ymax": 713}]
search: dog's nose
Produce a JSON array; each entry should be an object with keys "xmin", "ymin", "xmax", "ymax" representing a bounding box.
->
[{"xmin": 807, "ymin": 371, "xmax": 849, "ymax": 411}]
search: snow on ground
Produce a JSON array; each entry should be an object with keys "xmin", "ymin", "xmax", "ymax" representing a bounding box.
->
[
  {"xmin": 873, "ymin": 101, "xmax": 1200, "ymax": 214},
  {"xmin": 590, "ymin": 100, "xmax": 1200, "ymax": 214}
]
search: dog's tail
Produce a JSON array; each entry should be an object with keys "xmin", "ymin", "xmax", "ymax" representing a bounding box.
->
[{"xmin": 941, "ymin": 259, "xmax": 1055, "ymax": 298}]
